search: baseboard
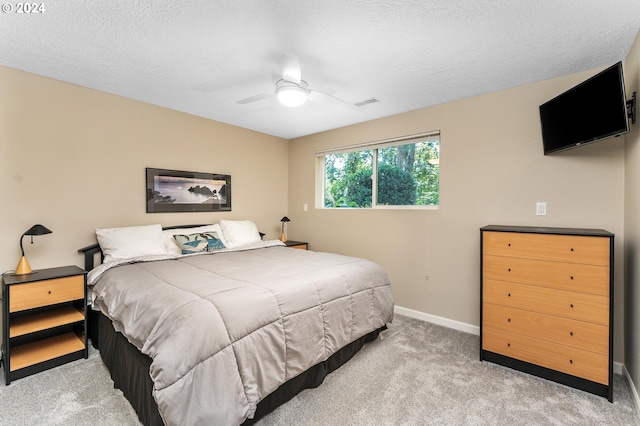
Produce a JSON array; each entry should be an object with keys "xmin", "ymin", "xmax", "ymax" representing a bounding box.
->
[
  {"xmin": 394, "ymin": 305, "xmax": 480, "ymax": 335},
  {"xmin": 622, "ymin": 364, "xmax": 640, "ymax": 417}
]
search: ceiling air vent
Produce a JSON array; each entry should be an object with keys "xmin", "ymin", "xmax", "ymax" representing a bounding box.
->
[{"xmin": 353, "ymin": 97, "xmax": 380, "ymax": 107}]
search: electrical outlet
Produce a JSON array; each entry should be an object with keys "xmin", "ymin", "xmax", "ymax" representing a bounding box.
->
[
  {"xmin": 536, "ymin": 202, "xmax": 547, "ymax": 216},
  {"xmin": 303, "ymin": 203, "xmax": 308, "ymax": 212}
]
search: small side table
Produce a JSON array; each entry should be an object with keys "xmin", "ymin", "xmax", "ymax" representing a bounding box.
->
[
  {"xmin": 284, "ymin": 240, "xmax": 308, "ymax": 250},
  {"xmin": 2, "ymin": 265, "xmax": 87, "ymax": 384}
]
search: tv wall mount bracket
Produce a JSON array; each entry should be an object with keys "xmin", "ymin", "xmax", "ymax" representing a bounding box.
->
[{"xmin": 628, "ymin": 91, "xmax": 637, "ymax": 125}]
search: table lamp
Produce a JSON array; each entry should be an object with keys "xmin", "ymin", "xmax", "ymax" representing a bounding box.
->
[
  {"xmin": 16, "ymin": 224, "xmax": 52, "ymax": 275},
  {"xmin": 280, "ymin": 216, "xmax": 290, "ymax": 243}
]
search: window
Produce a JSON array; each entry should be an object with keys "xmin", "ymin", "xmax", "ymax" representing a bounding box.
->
[{"xmin": 318, "ymin": 132, "xmax": 440, "ymax": 209}]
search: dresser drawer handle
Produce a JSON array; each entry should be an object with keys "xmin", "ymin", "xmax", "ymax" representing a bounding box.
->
[
  {"xmin": 48, "ymin": 290, "xmax": 52, "ymax": 295},
  {"xmin": 508, "ymin": 293, "xmax": 511, "ymax": 297},
  {"xmin": 507, "ymin": 318, "xmax": 511, "ymax": 322},
  {"xmin": 570, "ymin": 248, "xmax": 574, "ymax": 252},
  {"xmin": 569, "ymin": 359, "xmax": 573, "ymax": 364},
  {"xmin": 570, "ymin": 304, "xmax": 574, "ymax": 308},
  {"xmin": 570, "ymin": 276, "xmax": 574, "ymax": 280},
  {"xmin": 570, "ymin": 331, "xmax": 574, "ymax": 336},
  {"xmin": 507, "ymin": 343, "xmax": 511, "ymax": 347},
  {"xmin": 507, "ymin": 268, "xmax": 511, "ymax": 272}
]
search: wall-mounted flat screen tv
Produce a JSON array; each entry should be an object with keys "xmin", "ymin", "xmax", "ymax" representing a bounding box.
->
[{"xmin": 539, "ymin": 62, "xmax": 629, "ymax": 155}]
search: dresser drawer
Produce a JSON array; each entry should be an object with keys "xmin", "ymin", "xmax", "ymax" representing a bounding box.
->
[
  {"xmin": 483, "ymin": 279, "xmax": 609, "ymax": 325},
  {"xmin": 9, "ymin": 275, "xmax": 84, "ymax": 313},
  {"xmin": 482, "ymin": 303, "xmax": 608, "ymax": 354},
  {"xmin": 483, "ymin": 255, "xmax": 609, "ymax": 295},
  {"xmin": 482, "ymin": 327, "xmax": 608, "ymax": 385},
  {"xmin": 482, "ymin": 232, "xmax": 609, "ymax": 266}
]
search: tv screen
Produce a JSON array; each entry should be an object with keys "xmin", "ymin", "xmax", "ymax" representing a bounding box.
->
[{"xmin": 539, "ymin": 62, "xmax": 629, "ymax": 155}]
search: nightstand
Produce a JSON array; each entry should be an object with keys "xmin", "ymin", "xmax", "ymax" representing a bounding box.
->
[
  {"xmin": 2, "ymin": 265, "xmax": 87, "ymax": 384},
  {"xmin": 284, "ymin": 240, "xmax": 308, "ymax": 250}
]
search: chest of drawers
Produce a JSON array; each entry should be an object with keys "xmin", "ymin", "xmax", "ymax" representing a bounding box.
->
[{"xmin": 480, "ymin": 225, "xmax": 613, "ymax": 401}]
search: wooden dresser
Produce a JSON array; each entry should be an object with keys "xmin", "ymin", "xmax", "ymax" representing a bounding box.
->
[{"xmin": 480, "ymin": 225, "xmax": 613, "ymax": 401}]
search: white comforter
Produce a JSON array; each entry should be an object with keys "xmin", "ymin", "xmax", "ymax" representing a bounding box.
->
[{"xmin": 91, "ymin": 244, "xmax": 393, "ymax": 426}]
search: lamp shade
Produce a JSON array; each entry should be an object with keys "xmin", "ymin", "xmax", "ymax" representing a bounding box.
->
[
  {"xmin": 24, "ymin": 224, "xmax": 52, "ymax": 236},
  {"xmin": 276, "ymin": 80, "xmax": 308, "ymax": 107},
  {"xmin": 16, "ymin": 224, "xmax": 52, "ymax": 275},
  {"xmin": 277, "ymin": 87, "xmax": 307, "ymax": 106},
  {"xmin": 280, "ymin": 217, "xmax": 291, "ymax": 223}
]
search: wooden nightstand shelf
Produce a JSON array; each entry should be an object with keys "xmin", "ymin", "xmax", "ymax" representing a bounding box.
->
[
  {"xmin": 284, "ymin": 240, "xmax": 308, "ymax": 250},
  {"xmin": 2, "ymin": 265, "xmax": 87, "ymax": 384}
]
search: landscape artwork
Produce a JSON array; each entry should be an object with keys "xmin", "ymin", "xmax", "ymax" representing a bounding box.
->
[{"xmin": 146, "ymin": 168, "xmax": 231, "ymax": 213}]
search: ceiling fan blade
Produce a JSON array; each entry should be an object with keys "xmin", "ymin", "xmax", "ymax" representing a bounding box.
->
[
  {"xmin": 236, "ymin": 91, "xmax": 274, "ymax": 104},
  {"xmin": 281, "ymin": 53, "xmax": 301, "ymax": 84},
  {"xmin": 309, "ymin": 90, "xmax": 359, "ymax": 111}
]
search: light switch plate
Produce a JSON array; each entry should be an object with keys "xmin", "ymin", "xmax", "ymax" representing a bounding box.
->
[{"xmin": 536, "ymin": 202, "xmax": 547, "ymax": 216}]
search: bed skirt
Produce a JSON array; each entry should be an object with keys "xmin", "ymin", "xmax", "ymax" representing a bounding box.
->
[{"xmin": 96, "ymin": 310, "xmax": 385, "ymax": 425}]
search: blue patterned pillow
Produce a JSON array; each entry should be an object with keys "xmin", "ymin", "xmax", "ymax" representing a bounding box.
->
[{"xmin": 174, "ymin": 231, "xmax": 226, "ymax": 254}]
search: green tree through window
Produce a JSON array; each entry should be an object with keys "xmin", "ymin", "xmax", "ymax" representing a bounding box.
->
[{"xmin": 321, "ymin": 133, "xmax": 440, "ymax": 208}]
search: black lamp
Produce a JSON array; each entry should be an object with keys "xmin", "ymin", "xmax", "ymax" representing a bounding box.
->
[
  {"xmin": 16, "ymin": 224, "xmax": 52, "ymax": 275},
  {"xmin": 280, "ymin": 216, "xmax": 290, "ymax": 243}
]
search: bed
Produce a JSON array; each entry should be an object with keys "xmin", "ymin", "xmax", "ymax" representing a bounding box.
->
[{"xmin": 78, "ymin": 221, "xmax": 394, "ymax": 426}]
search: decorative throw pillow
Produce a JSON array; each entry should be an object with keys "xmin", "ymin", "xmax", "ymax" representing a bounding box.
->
[
  {"xmin": 163, "ymin": 224, "xmax": 227, "ymax": 255},
  {"xmin": 174, "ymin": 231, "xmax": 226, "ymax": 254}
]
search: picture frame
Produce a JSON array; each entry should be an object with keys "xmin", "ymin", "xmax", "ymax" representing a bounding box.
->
[{"xmin": 146, "ymin": 168, "xmax": 231, "ymax": 213}]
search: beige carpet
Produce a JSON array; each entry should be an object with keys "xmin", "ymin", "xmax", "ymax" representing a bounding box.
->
[
  {"xmin": 258, "ymin": 315, "xmax": 639, "ymax": 425},
  {"xmin": 0, "ymin": 345, "xmax": 140, "ymax": 425},
  {"xmin": 0, "ymin": 314, "xmax": 637, "ymax": 425}
]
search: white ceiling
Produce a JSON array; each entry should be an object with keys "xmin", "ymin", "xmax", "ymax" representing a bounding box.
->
[{"xmin": 1, "ymin": 1, "xmax": 639, "ymax": 139}]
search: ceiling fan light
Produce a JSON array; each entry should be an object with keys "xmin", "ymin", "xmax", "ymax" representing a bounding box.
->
[{"xmin": 277, "ymin": 86, "xmax": 307, "ymax": 107}]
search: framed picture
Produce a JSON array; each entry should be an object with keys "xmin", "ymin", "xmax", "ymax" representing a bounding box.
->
[{"xmin": 146, "ymin": 168, "xmax": 231, "ymax": 213}]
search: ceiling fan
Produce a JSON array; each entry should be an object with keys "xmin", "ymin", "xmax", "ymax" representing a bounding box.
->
[{"xmin": 236, "ymin": 53, "xmax": 354, "ymax": 108}]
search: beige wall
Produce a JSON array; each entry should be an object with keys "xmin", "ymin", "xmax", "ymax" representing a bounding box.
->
[
  {"xmin": 0, "ymin": 65, "xmax": 289, "ymax": 276},
  {"xmin": 289, "ymin": 69, "xmax": 626, "ymax": 363},
  {"xmin": 1, "ymin": 54, "xmax": 633, "ymax": 370},
  {"xmin": 624, "ymin": 30, "xmax": 640, "ymax": 397}
]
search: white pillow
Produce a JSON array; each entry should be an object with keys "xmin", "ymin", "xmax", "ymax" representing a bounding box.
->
[
  {"xmin": 162, "ymin": 224, "xmax": 227, "ymax": 256},
  {"xmin": 96, "ymin": 224, "xmax": 167, "ymax": 262},
  {"xmin": 219, "ymin": 219, "xmax": 261, "ymax": 248}
]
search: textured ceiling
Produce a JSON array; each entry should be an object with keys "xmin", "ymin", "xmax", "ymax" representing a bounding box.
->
[{"xmin": 1, "ymin": 1, "xmax": 639, "ymax": 139}]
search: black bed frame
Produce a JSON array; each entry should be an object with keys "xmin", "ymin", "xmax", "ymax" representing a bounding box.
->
[{"xmin": 78, "ymin": 225, "xmax": 386, "ymax": 425}]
